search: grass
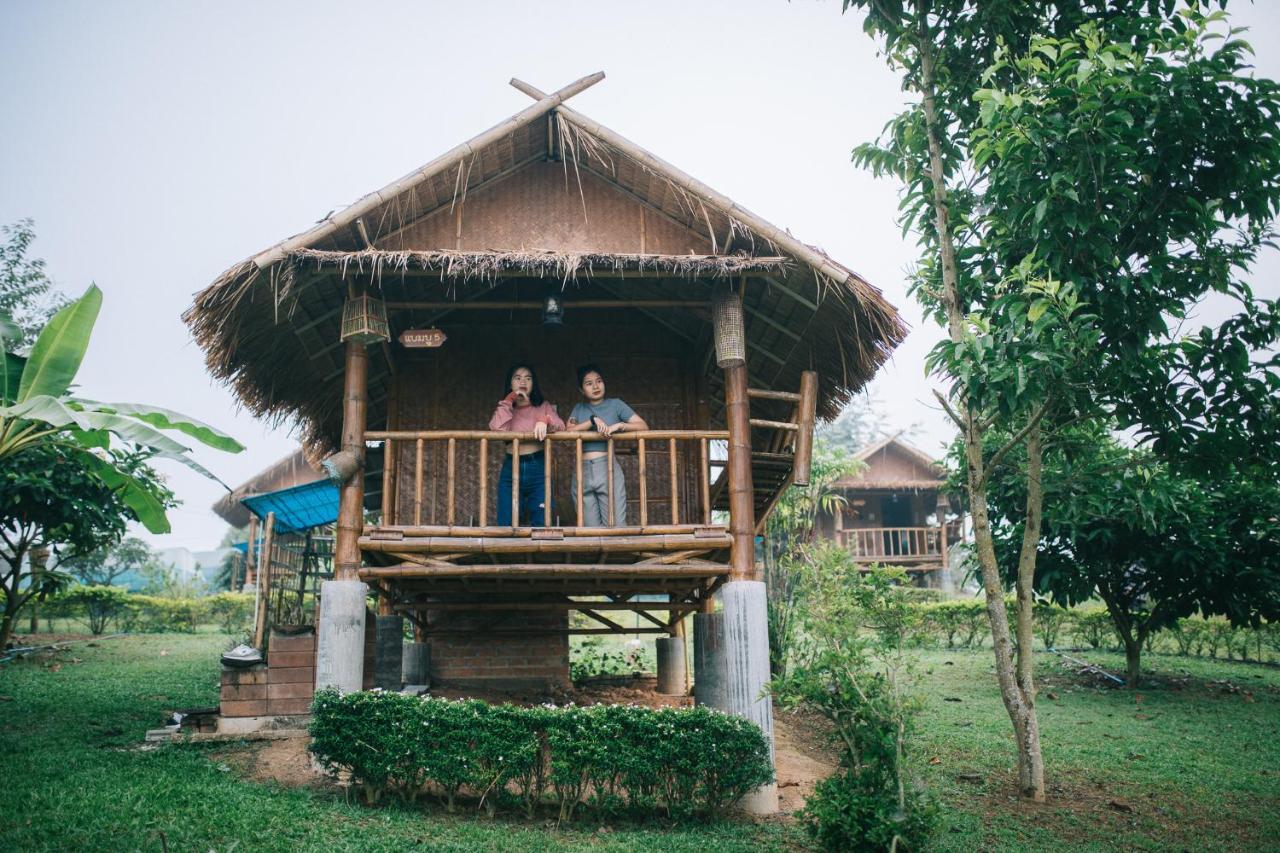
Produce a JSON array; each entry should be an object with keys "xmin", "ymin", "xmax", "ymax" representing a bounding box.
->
[{"xmin": 1, "ymin": 633, "xmax": 1277, "ymax": 851}]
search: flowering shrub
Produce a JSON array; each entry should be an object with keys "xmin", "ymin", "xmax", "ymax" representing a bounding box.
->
[{"xmin": 309, "ymin": 690, "xmax": 772, "ymax": 820}]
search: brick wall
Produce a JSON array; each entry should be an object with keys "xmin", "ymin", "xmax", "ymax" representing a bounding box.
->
[
  {"xmin": 220, "ymin": 629, "xmax": 317, "ymax": 718},
  {"xmin": 428, "ymin": 604, "xmax": 570, "ymax": 690}
]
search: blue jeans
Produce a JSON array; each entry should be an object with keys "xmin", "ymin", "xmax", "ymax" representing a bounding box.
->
[{"xmin": 497, "ymin": 452, "xmax": 549, "ymax": 526}]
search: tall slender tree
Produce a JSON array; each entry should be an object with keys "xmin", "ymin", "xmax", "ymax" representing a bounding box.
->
[{"xmin": 842, "ymin": 0, "xmax": 1280, "ymax": 799}]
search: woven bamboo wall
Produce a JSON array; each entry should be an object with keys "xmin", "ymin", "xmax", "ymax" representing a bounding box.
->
[
  {"xmin": 389, "ymin": 313, "xmax": 707, "ymax": 528},
  {"xmin": 384, "ymin": 161, "xmax": 713, "ymax": 255}
]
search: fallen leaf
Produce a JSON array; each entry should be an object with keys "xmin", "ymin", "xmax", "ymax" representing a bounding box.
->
[
  {"xmin": 944, "ymin": 696, "xmax": 963, "ymax": 703},
  {"xmin": 929, "ymin": 756, "xmax": 942, "ymax": 765},
  {"xmin": 0, "ymin": 695, "xmax": 12, "ymax": 702},
  {"xmin": 159, "ymin": 650, "xmax": 169, "ymax": 657},
  {"xmin": 1047, "ymin": 692, "xmax": 1059, "ymax": 700},
  {"xmin": 1108, "ymin": 800, "xmax": 1135, "ymax": 814},
  {"xmin": 957, "ymin": 773, "xmax": 984, "ymax": 784},
  {"xmin": 48, "ymin": 664, "xmax": 61, "ymax": 673},
  {"xmin": 1134, "ymin": 713, "xmax": 1151, "ymax": 720}
]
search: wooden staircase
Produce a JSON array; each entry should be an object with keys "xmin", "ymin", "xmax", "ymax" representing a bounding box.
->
[{"xmin": 712, "ymin": 371, "xmax": 818, "ymax": 527}]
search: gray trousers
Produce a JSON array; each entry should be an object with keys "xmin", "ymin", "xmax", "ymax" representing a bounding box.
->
[{"xmin": 572, "ymin": 457, "xmax": 627, "ymax": 527}]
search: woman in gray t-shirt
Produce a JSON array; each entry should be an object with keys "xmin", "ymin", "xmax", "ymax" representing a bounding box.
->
[{"xmin": 565, "ymin": 364, "xmax": 648, "ymax": 526}]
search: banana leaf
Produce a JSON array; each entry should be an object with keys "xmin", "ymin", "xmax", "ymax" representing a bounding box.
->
[
  {"xmin": 17, "ymin": 284, "xmax": 101, "ymax": 402},
  {"xmin": 96, "ymin": 402, "xmax": 244, "ymax": 453},
  {"xmin": 3, "ymin": 352, "xmax": 24, "ymax": 405},
  {"xmin": 71, "ymin": 447, "xmax": 171, "ymax": 534}
]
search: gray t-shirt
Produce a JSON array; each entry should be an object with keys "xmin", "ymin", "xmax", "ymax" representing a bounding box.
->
[{"xmin": 570, "ymin": 398, "xmax": 636, "ymax": 453}]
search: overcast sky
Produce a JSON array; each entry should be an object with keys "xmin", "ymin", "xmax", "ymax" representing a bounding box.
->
[{"xmin": 3, "ymin": 1, "xmax": 1279, "ymax": 551}]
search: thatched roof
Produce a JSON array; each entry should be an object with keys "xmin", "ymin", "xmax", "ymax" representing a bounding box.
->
[{"xmin": 185, "ymin": 73, "xmax": 905, "ymax": 453}]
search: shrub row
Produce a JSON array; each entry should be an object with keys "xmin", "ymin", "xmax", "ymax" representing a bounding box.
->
[
  {"xmin": 44, "ymin": 587, "xmax": 255, "ymax": 635},
  {"xmin": 308, "ymin": 689, "xmax": 773, "ymax": 821},
  {"xmin": 909, "ymin": 599, "xmax": 1280, "ymax": 661}
]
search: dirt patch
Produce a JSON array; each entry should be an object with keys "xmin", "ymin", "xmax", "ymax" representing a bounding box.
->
[
  {"xmin": 215, "ymin": 737, "xmax": 333, "ymax": 790},
  {"xmin": 773, "ymin": 707, "xmax": 838, "ymax": 814}
]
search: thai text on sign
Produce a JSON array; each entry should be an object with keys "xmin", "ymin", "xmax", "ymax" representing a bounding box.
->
[{"xmin": 399, "ymin": 329, "xmax": 447, "ymax": 348}]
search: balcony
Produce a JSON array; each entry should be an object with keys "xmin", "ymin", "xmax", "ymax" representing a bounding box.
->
[{"xmin": 838, "ymin": 525, "xmax": 948, "ymax": 566}]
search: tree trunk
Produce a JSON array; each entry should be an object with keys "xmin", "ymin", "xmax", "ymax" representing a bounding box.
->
[
  {"xmin": 27, "ymin": 545, "xmax": 49, "ymax": 634},
  {"xmin": 919, "ymin": 31, "xmax": 1046, "ymax": 802},
  {"xmin": 1123, "ymin": 636, "xmax": 1142, "ymax": 688}
]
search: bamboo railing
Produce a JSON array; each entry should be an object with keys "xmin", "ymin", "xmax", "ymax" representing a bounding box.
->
[
  {"xmin": 365, "ymin": 429, "xmax": 728, "ymax": 531},
  {"xmin": 840, "ymin": 526, "xmax": 944, "ymax": 561}
]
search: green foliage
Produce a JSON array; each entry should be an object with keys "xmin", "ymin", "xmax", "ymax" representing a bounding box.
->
[
  {"xmin": 761, "ymin": 441, "xmax": 862, "ymax": 677},
  {"xmin": 0, "ymin": 219, "xmax": 67, "ymax": 351},
  {"xmin": 1033, "ymin": 600, "xmax": 1072, "ymax": 650},
  {"xmin": 1073, "ymin": 607, "xmax": 1118, "ymax": 650},
  {"xmin": 0, "ymin": 284, "xmax": 245, "ymax": 534},
  {"xmin": 59, "ymin": 535, "xmax": 165, "ymax": 588},
  {"xmin": 203, "ymin": 592, "xmax": 254, "ymax": 635},
  {"xmin": 308, "ymin": 691, "xmax": 772, "ymax": 821},
  {"xmin": 771, "ymin": 547, "xmax": 934, "ymax": 851},
  {"xmin": 919, "ymin": 599, "xmax": 989, "ymax": 649},
  {"xmin": 570, "ymin": 636, "xmax": 651, "ymax": 682},
  {"xmin": 119, "ymin": 595, "xmax": 202, "ymax": 633},
  {"xmin": 57, "ymin": 585, "xmax": 130, "ymax": 634}
]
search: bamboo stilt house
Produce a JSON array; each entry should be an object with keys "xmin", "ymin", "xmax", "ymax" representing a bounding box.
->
[{"xmin": 185, "ymin": 72, "xmax": 905, "ymax": 693}]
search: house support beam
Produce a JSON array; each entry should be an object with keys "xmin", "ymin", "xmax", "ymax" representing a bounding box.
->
[
  {"xmin": 318, "ymin": 338, "xmax": 371, "ymax": 692},
  {"xmin": 718, "ymin": 580, "xmax": 778, "ymax": 814},
  {"xmin": 374, "ymin": 615, "xmax": 404, "ymax": 690}
]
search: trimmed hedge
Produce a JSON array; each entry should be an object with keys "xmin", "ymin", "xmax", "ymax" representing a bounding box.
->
[
  {"xmin": 43, "ymin": 587, "xmax": 255, "ymax": 635},
  {"xmin": 308, "ymin": 689, "xmax": 773, "ymax": 820}
]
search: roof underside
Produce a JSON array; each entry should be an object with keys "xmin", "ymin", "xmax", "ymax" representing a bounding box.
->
[{"xmin": 186, "ymin": 91, "xmax": 905, "ymax": 454}]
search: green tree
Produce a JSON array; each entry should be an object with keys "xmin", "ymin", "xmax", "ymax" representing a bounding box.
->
[
  {"xmin": 771, "ymin": 547, "xmax": 933, "ymax": 851},
  {"xmin": 0, "ymin": 219, "xmax": 67, "ymax": 350},
  {"xmin": 0, "ymin": 443, "xmax": 175, "ymax": 648},
  {"xmin": 844, "ymin": 0, "xmax": 1280, "ymax": 799},
  {"xmin": 761, "ymin": 441, "xmax": 861, "ymax": 676},
  {"xmin": 1, "ymin": 285, "xmax": 244, "ymax": 532},
  {"xmin": 60, "ymin": 536, "xmax": 160, "ymax": 588},
  {"xmin": 979, "ymin": 425, "xmax": 1280, "ymax": 685}
]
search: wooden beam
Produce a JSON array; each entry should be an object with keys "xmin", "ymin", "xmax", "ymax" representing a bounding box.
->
[
  {"xmin": 385, "ymin": 299, "xmax": 711, "ymax": 311},
  {"xmin": 358, "ymin": 562, "xmax": 728, "ymax": 578}
]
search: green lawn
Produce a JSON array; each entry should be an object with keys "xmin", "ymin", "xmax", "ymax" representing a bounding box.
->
[{"xmin": 1, "ymin": 633, "xmax": 1276, "ymax": 851}]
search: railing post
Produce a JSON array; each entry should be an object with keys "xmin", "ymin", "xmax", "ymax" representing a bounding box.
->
[
  {"xmin": 792, "ymin": 370, "xmax": 818, "ymax": 486},
  {"xmin": 511, "ymin": 438, "xmax": 520, "ymax": 526},
  {"xmin": 606, "ymin": 438, "xmax": 616, "ymax": 527},
  {"xmin": 638, "ymin": 437, "xmax": 648, "ymax": 527},
  {"xmin": 575, "ymin": 437, "xmax": 584, "ymax": 526},
  {"xmin": 414, "ymin": 438, "xmax": 424, "ymax": 526},
  {"xmin": 669, "ymin": 438, "xmax": 679, "ymax": 525},
  {"xmin": 699, "ymin": 437, "xmax": 711, "ymax": 525},
  {"xmin": 478, "ymin": 439, "xmax": 488, "ymax": 525},
  {"xmin": 544, "ymin": 438, "xmax": 552, "ymax": 527},
  {"xmin": 446, "ymin": 438, "xmax": 457, "ymax": 526}
]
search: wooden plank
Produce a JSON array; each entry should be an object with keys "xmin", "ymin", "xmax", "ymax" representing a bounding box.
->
[
  {"xmin": 700, "ymin": 438, "xmax": 711, "ymax": 525},
  {"xmin": 395, "ymin": 600, "xmax": 700, "ymax": 612},
  {"xmin": 368, "ymin": 523, "xmax": 725, "ymax": 538},
  {"xmin": 606, "ymin": 440, "xmax": 616, "ymax": 526},
  {"xmin": 446, "ymin": 437, "xmax": 456, "ymax": 526},
  {"xmin": 359, "ymin": 562, "xmax": 728, "ymax": 578},
  {"xmin": 478, "ymin": 439, "xmax": 488, "ymax": 526}
]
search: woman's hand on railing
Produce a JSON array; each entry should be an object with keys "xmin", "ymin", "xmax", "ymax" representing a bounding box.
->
[{"xmin": 533, "ymin": 420, "xmax": 548, "ymax": 441}]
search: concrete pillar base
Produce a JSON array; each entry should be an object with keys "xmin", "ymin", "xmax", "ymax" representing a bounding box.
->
[
  {"xmin": 315, "ymin": 580, "xmax": 368, "ymax": 693},
  {"xmin": 655, "ymin": 637, "xmax": 687, "ymax": 695},
  {"xmin": 692, "ymin": 612, "xmax": 725, "ymax": 708},
  {"xmin": 402, "ymin": 642, "xmax": 430, "ymax": 687},
  {"xmin": 718, "ymin": 580, "xmax": 778, "ymax": 815},
  {"xmin": 374, "ymin": 615, "xmax": 404, "ymax": 690}
]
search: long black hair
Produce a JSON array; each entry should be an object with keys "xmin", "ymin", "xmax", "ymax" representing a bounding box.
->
[{"xmin": 502, "ymin": 363, "xmax": 545, "ymax": 407}]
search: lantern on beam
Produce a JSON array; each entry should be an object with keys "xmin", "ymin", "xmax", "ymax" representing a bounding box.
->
[
  {"xmin": 341, "ymin": 295, "xmax": 390, "ymax": 344},
  {"xmin": 712, "ymin": 288, "xmax": 746, "ymax": 368}
]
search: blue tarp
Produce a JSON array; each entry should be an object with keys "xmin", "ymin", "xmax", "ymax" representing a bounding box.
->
[{"xmin": 240, "ymin": 478, "xmax": 340, "ymax": 533}]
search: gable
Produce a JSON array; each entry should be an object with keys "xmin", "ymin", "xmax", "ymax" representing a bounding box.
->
[{"xmin": 382, "ymin": 161, "xmax": 712, "ymax": 254}]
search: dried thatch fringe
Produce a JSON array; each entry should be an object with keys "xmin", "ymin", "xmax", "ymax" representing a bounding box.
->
[{"xmin": 287, "ymin": 248, "xmax": 790, "ymax": 286}]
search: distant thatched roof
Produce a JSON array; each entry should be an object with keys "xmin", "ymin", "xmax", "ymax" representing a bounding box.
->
[{"xmin": 185, "ymin": 73, "xmax": 905, "ymax": 453}]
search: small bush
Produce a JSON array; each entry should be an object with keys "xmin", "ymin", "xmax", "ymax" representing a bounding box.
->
[
  {"xmin": 57, "ymin": 586, "xmax": 130, "ymax": 634},
  {"xmin": 308, "ymin": 690, "xmax": 772, "ymax": 821},
  {"xmin": 120, "ymin": 596, "xmax": 202, "ymax": 633},
  {"xmin": 204, "ymin": 592, "xmax": 254, "ymax": 635},
  {"xmin": 803, "ymin": 767, "xmax": 935, "ymax": 853},
  {"xmin": 1033, "ymin": 601, "xmax": 1072, "ymax": 650},
  {"xmin": 1072, "ymin": 608, "xmax": 1116, "ymax": 650},
  {"xmin": 919, "ymin": 600, "xmax": 988, "ymax": 649}
]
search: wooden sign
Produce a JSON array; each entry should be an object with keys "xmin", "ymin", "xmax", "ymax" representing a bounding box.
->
[{"xmin": 399, "ymin": 328, "xmax": 447, "ymax": 348}]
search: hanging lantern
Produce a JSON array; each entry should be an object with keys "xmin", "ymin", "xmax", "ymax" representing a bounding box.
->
[
  {"xmin": 541, "ymin": 293, "xmax": 565, "ymax": 328},
  {"xmin": 341, "ymin": 295, "xmax": 390, "ymax": 344},
  {"xmin": 712, "ymin": 289, "xmax": 746, "ymax": 368}
]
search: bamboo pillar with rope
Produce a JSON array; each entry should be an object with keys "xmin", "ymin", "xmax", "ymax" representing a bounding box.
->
[
  {"xmin": 718, "ymin": 284, "xmax": 757, "ymax": 582},
  {"xmin": 334, "ymin": 341, "xmax": 369, "ymax": 580}
]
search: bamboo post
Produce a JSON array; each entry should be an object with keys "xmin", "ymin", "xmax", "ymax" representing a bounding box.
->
[
  {"xmin": 478, "ymin": 439, "xmax": 488, "ymax": 525},
  {"xmin": 606, "ymin": 438, "xmax": 616, "ymax": 527},
  {"xmin": 414, "ymin": 438, "xmax": 424, "ymax": 525},
  {"xmin": 544, "ymin": 438, "xmax": 552, "ymax": 527},
  {"xmin": 575, "ymin": 438, "xmax": 584, "ymax": 526},
  {"xmin": 725, "ymin": 356, "xmax": 757, "ymax": 580},
  {"xmin": 446, "ymin": 437, "xmax": 456, "ymax": 526},
  {"xmin": 700, "ymin": 437, "xmax": 711, "ymax": 525},
  {"xmin": 244, "ymin": 515, "xmax": 258, "ymax": 588},
  {"xmin": 638, "ymin": 437, "xmax": 648, "ymax": 527},
  {"xmin": 381, "ymin": 438, "xmax": 393, "ymax": 522},
  {"xmin": 792, "ymin": 371, "xmax": 818, "ymax": 486},
  {"xmin": 511, "ymin": 439, "xmax": 520, "ymax": 526},
  {"xmin": 334, "ymin": 341, "xmax": 368, "ymax": 581},
  {"xmin": 252, "ymin": 512, "xmax": 276, "ymax": 649},
  {"xmin": 669, "ymin": 438, "xmax": 679, "ymax": 525}
]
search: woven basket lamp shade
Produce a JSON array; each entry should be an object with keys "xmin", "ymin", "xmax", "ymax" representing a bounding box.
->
[
  {"xmin": 340, "ymin": 295, "xmax": 390, "ymax": 344},
  {"xmin": 712, "ymin": 289, "xmax": 746, "ymax": 368}
]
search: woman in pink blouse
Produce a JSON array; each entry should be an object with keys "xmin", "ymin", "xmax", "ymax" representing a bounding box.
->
[{"xmin": 488, "ymin": 364, "xmax": 564, "ymax": 526}]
